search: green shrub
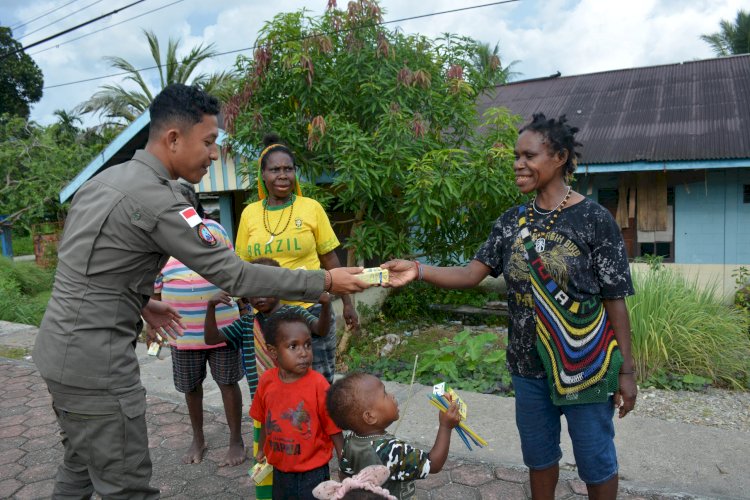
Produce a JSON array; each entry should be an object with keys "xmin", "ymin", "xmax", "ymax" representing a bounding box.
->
[
  {"xmin": 0, "ymin": 257, "xmax": 54, "ymax": 295},
  {"xmin": 0, "ymin": 257, "xmax": 53, "ymax": 325},
  {"xmin": 349, "ymin": 327, "xmax": 511, "ymax": 395},
  {"xmin": 10, "ymin": 232, "xmax": 34, "ymax": 256},
  {"xmin": 416, "ymin": 329, "xmax": 511, "ymax": 394},
  {"xmin": 626, "ymin": 266, "xmax": 750, "ymax": 388}
]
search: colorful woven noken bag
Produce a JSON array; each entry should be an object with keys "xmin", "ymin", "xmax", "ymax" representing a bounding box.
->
[{"xmin": 517, "ymin": 205, "xmax": 622, "ymax": 405}]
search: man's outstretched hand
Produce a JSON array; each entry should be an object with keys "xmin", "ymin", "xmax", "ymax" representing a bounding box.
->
[{"xmin": 328, "ymin": 267, "xmax": 370, "ymax": 295}]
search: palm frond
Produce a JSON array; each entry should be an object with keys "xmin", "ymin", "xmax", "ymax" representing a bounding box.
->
[{"xmin": 144, "ymin": 29, "xmax": 165, "ymax": 88}]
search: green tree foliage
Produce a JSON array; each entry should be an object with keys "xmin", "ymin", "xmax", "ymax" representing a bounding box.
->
[
  {"xmin": 0, "ymin": 113, "xmax": 113, "ymax": 231},
  {"xmin": 0, "ymin": 27, "xmax": 44, "ymax": 119},
  {"xmin": 76, "ymin": 29, "xmax": 236, "ymax": 125},
  {"xmin": 225, "ymin": 0, "xmax": 522, "ymax": 265},
  {"xmin": 700, "ymin": 9, "xmax": 750, "ymax": 56}
]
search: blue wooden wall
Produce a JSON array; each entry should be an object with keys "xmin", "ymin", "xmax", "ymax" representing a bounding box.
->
[
  {"xmin": 676, "ymin": 169, "xmax": 750, "ymax": 264},
  {"xmin": 577, "ymin": 169, "xmax": 750, "ymax": 265}
]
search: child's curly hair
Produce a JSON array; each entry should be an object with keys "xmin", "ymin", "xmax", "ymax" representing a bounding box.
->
[
  {"xmin": 263, "ymin": 307, "xmax": 310, "ymax": 347},
  {"xmin": 326, "ymin": 372, "xmax": 372, "ymax": 431}
]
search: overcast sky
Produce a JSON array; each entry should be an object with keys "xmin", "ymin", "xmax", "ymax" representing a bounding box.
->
[{"xmin": 1, "ymin": 0, "xmax": 745, "ymax": 127}]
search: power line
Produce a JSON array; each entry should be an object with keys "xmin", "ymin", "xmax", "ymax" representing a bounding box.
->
[
  {"xmin": 2, "ymin": 0, "xmax": 146, "ymax": 60},
  {"xmin": 30, "ymin": 0, "xmax": 185, "ymax": 56},
  {"xmin": 10, "ymin": 0, "xmax": 80, "ymax": 31},
  {"xmin": 18, "ymin": 0, "xmax": 107, "ymax": 40},
  {"xmin": 42, "ymin": 0, "xmax": 521, "ymax": 90}
]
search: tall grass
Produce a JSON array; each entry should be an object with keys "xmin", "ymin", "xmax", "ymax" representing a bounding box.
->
[
  {"xmin": 0, "ymin": 257, "xmax": 55, "ymax": 325},
  {"xmin": 626, "ymin": 266, "xmax": 750, "ymax": 389}
]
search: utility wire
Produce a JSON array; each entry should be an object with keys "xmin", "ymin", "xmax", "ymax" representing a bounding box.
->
[
  {"xmin": 30, "ymin": 0, "xmax": 185, "ymax": 56},
  {"xmin": 42, "ymin": 0, "xmax": 520, "ymax": 90},
  {"xmin": 2, "ymin": 0, "xmax": 146, "ymax": 60},
  {"xmin": 19, "ymin": 0, "xmax": 107, "ymax": 40},
  {"xmin": 10, "ymin": 0, "xmax": 80, "ymax": 31}
]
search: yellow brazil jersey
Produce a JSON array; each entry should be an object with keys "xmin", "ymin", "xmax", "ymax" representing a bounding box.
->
[{"xmin": 235, "ymin": 195, "xmax": 339, "ymax": 307}]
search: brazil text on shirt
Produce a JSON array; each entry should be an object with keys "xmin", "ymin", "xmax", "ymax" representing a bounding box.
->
[{"xmin": 246, "ymin": 237, "xmax": 304, "ymax": 257}]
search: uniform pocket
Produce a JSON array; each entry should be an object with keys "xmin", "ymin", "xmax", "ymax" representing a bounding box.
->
[
  {"xmin": 57, "ymin": 408, "xmax": 124, "ymax": 470},
  {"xmin": 119, "ymin": 389, "xmax": 149, "ymax": 469}
]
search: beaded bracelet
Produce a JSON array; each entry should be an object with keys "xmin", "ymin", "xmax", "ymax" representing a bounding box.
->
[
  {"xmin": 413, "ymin": 261, "xmax": 424, "ymax": 281},
  {"xmin": 324, "ymin": 270, "xmax": 333, "ymax": 292}
]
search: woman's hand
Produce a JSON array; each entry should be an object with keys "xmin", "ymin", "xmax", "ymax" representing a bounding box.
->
[
  {"xmin": 380, "ymin": 259, "xmax": 418, "ymax": 287},
  {"xmin": 142, "ymin": 299, "xmax": 184, "ymax": 340},
  {"xmin": 614, "ymin": 373, "xmax": 637, "ymax": 418}
]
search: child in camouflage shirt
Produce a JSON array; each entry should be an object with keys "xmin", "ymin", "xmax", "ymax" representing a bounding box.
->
[{"xmin": 326, "ymin": 373, "xmax": 460, "ymax": 500}]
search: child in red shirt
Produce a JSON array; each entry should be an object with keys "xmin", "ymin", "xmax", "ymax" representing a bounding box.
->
[{"xmin": 250, "ymin": 308, "xmax": 343, "ymax": 499}]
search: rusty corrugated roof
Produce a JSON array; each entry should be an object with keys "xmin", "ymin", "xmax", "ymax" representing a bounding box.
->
[{"xmin": 478, "ymin": 54, "xmax": 750, "ymax": 164}]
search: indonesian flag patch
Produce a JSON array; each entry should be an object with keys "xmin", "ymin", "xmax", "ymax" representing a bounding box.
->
[{"xmin": 179, "ymin": 207, "xmax": 202, "ymax": 228}]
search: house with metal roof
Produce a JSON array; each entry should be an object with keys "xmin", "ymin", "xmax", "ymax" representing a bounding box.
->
[{"xmin": 478, "ymin": 54, "xmax": 750, "ymax": 298}]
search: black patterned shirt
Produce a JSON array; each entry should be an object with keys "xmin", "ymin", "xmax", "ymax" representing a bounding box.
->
[{"xmin": 474, "ymin": 197, "xmax": 635, "ymax": 378}]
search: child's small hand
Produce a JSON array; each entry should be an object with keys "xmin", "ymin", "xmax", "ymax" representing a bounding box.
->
[
  {"xmin": 254, "ymin": 451, "xmax": 265, "ymax": 464},
  {"xmin": 318, "ymin": 291, "xmax": 331, "ymax": 305},
  {"xmin": 208, "ymin": 291, "xmax": 232, "ymax": 307},
  {"xmin": 438, "ymin": 401, "xmax": 461, "ymax": 429}
]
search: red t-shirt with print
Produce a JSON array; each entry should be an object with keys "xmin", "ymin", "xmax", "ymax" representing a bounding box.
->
[{"xmin": 250, "ymin": 367, "xmax": 341, "ymax": 472}]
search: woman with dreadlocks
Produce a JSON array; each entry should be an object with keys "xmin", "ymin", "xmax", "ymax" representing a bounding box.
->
[{"xmin": 383, "ymin": 113, "xmax": 637, "ymax": 499}]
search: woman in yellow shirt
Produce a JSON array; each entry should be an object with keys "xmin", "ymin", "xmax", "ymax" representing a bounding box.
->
[{"xmin": 235, "ymin": 134, "xmax": 358, "ymax": 384}]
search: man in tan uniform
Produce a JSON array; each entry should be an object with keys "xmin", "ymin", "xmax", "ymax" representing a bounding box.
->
[{"xmin": 33, "ymin": 84, "xmax": 368, "ymax": 499}]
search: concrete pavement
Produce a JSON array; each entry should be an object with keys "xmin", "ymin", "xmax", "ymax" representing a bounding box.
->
[{"xmin": 1, "ymin": 320, "xmax": 748, "ymax": 499}]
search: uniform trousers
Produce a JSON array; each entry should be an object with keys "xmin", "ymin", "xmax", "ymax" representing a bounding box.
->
[{"xmin": 45, "ymin": 379, "xmax": 159, "ymax": 499}]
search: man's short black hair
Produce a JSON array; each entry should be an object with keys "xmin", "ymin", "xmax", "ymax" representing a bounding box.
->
[{"xmin": 149, "ymin": 84, "xmax": 220, "ymax": 137}]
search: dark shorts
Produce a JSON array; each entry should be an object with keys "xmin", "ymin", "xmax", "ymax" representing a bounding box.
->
[
  {"xmin": 512, "ymin": 375, "xmax": 618, "ymax": 485},
  {"xmin": 273, "ymin": 463, "xmax": 330, "ymax": 500},
  {"xmin": 170, "ymin": 345, "xmax": 243, "ymax": 393},
  {"xmin": 307, "ymin": 303, "xmax": 336, "ymax": 384}
]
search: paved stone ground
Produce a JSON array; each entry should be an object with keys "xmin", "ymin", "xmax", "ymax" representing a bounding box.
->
[{"xmin": 0, "ymin": 359, "xmax": 694, "ymax": 499}]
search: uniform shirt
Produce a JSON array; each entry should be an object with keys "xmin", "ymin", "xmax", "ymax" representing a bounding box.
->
[
  {"xmin": 154, "ymin": 219, "xmax": 238, "ymax": 350},
  {"xmin": 473, "ymin": 197, "xmax": 634, "ymax": 378},
  {"xmin": 33, "ymin": 150, "xmax": 325, "ymax": 390},
  {"xmin": 340, "ymin": 433, "xmax": 430, "ymax": 500},
  {"xmin": 220, "ymin": 304, "xmax": 317, "ymax": 398},
  {"xmin": 249, "ymin": 367, "xmax": 340, "ymax": 473},
  {"xmin": 235, "ymin": 196, "xmax": 339, "ymax": 308}
]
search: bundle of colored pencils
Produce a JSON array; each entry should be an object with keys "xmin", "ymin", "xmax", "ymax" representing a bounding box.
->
[{"xmin": 427, "ymin": 393, "xmax": 488, "ymax": 451}]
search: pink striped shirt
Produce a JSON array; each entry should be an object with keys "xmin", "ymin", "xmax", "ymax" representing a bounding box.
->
[{"xmin": 154, "ymin": 219, "xmax": 239, "ymax": 350}]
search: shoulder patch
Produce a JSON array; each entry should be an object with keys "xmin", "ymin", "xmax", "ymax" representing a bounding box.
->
[
  {"xmin": 197, "ymin": 223, "xmax": 218, "ymax": 246},
  {"xmin": 180, "ymin": 207, "xmax": 202, "ymax": 227}
]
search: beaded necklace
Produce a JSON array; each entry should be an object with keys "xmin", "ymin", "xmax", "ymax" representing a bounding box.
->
[
  {"xmin": 526, "ymin": 186, "xmax": 571, "ymax": 253},
  {"xmin": 352, "ymin": 431, "xmax": 388, "ymax": 440},
  {"xmin": 262, "ymin": 194, "xmax": 295, "ymax": 244}
]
